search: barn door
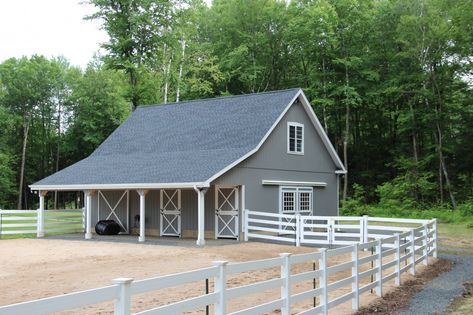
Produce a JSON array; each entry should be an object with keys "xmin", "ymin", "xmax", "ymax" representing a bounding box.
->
[
  {"xmin": 160, "ymin": 189, "xmax": 181, "ymax": 237},
  {"xmin": 98, "ymin": 190, "xmax": 129, "ymax": 233},
  {"xmin": 215, "ymin": 186, "xmax": 239, "ymax": 239}
]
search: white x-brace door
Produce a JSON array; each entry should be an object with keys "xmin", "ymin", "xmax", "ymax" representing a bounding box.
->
[
  {"xmin": 215, "ymin": 186, "xmax": 239, "ymax": 239},
  {"xmin": 160, "ymin": 189, "xmax": 181, "ymax": 237},
  {"xmin": 98, "ymin": 190, "xmax": 129, "ymax": 233}
]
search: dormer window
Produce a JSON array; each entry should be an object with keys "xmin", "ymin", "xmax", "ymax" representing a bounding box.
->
[{"xmin": 287, "ymin": 122, "xmax": 304, "ymax": 154}]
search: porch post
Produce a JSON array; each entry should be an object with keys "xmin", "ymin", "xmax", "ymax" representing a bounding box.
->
[
  {"xmin": 84, "ymin": 190, "xmax": 95, "ymax": 239},
  {"xmin": 37, "ymin": 190, "xmax": 47, "ymax": 238},
  {"xmin": 137, "ymin": 190, "xmax": 149, "ymax": 242},
  {"xmin": 194, "ymin": 186, "xmax": 208, "ymax": 246}
]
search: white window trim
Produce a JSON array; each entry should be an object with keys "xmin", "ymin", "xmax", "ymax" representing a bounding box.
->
[
  {"xmin": 287, "ymin": 122, "xmax": 304, "ymax": 155},
  {"xmin": 279, "ymin": 186, "xmax": 313, "ymax": 215}
]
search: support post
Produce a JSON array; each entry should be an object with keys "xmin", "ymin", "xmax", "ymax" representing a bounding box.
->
[
  {"xmin": 363, "ymin": 215, "xmax": 369, "ymax": 244},
  {"xmin": 137, "ymin": 190, "xmax": 149, "ymax": 242},
  {"xmin": 213, "ymin": 261, "xmax": 228, "ymax": 315},
  {"xmin": 351, "ymin": 243, "xmax": 359, "ymax": 310},
  {"xmin": 410, "ymin": 229, "xmax": 416, "ymax": 275},
  {"xmin": 318, "ymin": 248, "xmax": 328, "ymax": 315},
  {"xmin": 280, "ymin": 253, "xmax": 292, "ymax": 315},
  {"xmin": 432, "ymin": 219, "xmax": 438, "ymax": 258},
  {"xmin": 394, "ymin": 234, "xmax": 401, "ymax": 286},
  {"xmin": 194, "ymin": 186, "xmax": 207, "ymax": 246},
  {"xmin": 244, "ymin": 209, "xmax": 249, "ymax": 242},
  {"xmin": 37, "ymin": 190, "xmax": 47, "ymax": 237},
  {"xmin": 84, "ymin": 190, "xmax": 95, "ymax": 239},
  {"xmin": 295, "ymin": 213, "xmax": 301, "ymax": 247},
  {"xmin": 113, "ymin": 278, "xmax": 133, "ymax": 315},
  {"xmin": 423, "ymin": 224, "xmax": 429, "ymax": 266},
  {"xmin": 375, "ymin": 238, "xmax": 383, "ymax": 297}
]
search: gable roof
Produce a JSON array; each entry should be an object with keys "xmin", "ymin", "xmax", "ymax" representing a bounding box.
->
[{"xmin": 30, "ymin": 88, "xmax": 345, "ymax": 191}]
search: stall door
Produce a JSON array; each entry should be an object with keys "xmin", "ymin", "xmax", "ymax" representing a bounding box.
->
[
  {"xmin": 98, "ymin": 190, "xmax": 129, "ymax": 233},
  {"xmin": 215, "ymin": 186, "xmax": 239, "ymax": 239},
  {"xmin": 160, "ymin": 189, "xmax": 181, "ymax": 237}
]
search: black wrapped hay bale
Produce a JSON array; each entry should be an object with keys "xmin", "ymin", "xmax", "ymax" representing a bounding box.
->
[{"xmin": 95, "ymin": 220, "xmax": 121, "ymax": 235}]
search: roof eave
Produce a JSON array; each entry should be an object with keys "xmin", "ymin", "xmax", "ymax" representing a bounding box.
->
[{"xmin": 29, "ymin": 182, "xmax": 209, "ymax": 192}]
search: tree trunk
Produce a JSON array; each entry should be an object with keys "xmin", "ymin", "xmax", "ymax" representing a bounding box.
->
[
  {"xmin": 176, "ymin": 40, "xmax": 186, "ymax": 103},
  {"xmin": 17, "ymin": 116, "xmax": 31, "ymax": 209},
  {"xmin": 342, "ymin": 64, "xmax": 350, "ymax": 204},
  {"xmin": 322, "ymin": 58, "xmax": 329, "ymax": 133},
  {"xmin": 54, "ymin": 100, "xmax": 61, "ymax": 209}
]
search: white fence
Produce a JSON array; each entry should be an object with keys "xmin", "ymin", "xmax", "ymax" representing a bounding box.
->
[
  {"xmin": 0, "ymin": 211, "xmax": 437, "ymax": 315},
  {"xmin": 0, "ymin": 209, "xmax": 84, "ymax": 236}
]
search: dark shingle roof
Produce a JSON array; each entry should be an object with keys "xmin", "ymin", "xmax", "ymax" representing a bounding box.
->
[{"xmin": 32, "ymin": 88, "xmax": 301, "ymax": 187}]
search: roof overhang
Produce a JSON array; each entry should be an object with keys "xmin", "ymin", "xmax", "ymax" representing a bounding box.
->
[
  {"xmin": 29, "ymin": 182, "xmax": 209, "ymax": 192},
  {"xmin": 262, "ymin": 180, "xmax": 327, "ymax": 187}
]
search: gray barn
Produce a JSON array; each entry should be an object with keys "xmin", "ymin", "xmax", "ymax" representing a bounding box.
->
[{"xmin": 31, "ymin": 88, "xmax": 346, "ymax": 245}]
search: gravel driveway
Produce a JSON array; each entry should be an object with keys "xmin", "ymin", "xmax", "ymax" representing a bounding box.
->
[{"xmin": 397, "ymin": 253, "xmax": 473, "ymax": 315}]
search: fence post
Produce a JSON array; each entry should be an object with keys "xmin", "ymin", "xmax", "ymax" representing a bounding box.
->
[
  {"xmin": 423, "ymin": 224, "xmax": 429, "ymax": 266},
  {"xmin": 112, "ymin": 278, "xmax": 133, "ymax": 315},
  {"xmin": 359, "ymin": 218, "xmax": 364, "ymax": 243},
  {"xmin": 351, "ymin": 243, "xmax": 359, "ymax": 310},
  {"xmin": 363, "ymin": 215, "xmax": 369, "ymax": 244},
  {"xmin": 296, "ymin": 214, "xmax": 301, "ymax": 247},
  {"xmin": 243, "ymin": 209, "xmax": 249, "ymax": 242},
  {"xmin": 432, "ymin": 219, "xmax": 438, "ymax": 258},
  {"xmin": 410, "ymin": 229, "xmax": 416, "ymax": 275},
  {"xmin": 328, "ymin": 218, "xmax": 334, "ymax": 247},
  {"xmin": 318, "ymin": 248, "xmax": 328, "ymax": 315},
  {"xmin": 394, "ymin": 234, "xmax": 401, "ymax": 286},
  {"xmin": 213, "ymin": 261, "xmax": 228, "ymax": 315},
  {"xmin": 375, "ymin": 238, "xmax": 383, "ymax": 297},
  {"xmin": 280, "ymin": 253, "xmax": 292, "ymax": 315}
]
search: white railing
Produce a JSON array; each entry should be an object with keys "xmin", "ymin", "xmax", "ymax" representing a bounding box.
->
[
  {"xmin": 0, "ymin": 209, "xmax": 85, "ymax": 236},
  {"xmin": 0, "ymin": 212, "xmax": 437, "ymax": 315}
]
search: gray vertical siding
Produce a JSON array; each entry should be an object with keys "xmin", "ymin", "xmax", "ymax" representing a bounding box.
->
[{"xmin": 213, "ymin": 101, "xmax": 340, "ymax": 217}]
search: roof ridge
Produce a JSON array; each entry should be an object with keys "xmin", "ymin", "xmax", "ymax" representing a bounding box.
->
[{"xmin": 137, "ymin": 88, "xmax": 301, "ymax": 109}]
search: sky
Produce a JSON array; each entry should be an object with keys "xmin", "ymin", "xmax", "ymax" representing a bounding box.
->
[
  {"xmin": 0, "ymin": 1, "xmax": 214, "ymax": 69},
  {"xmin": 0, "ymin": 0, "xmax": 108, "ymax": 69}
]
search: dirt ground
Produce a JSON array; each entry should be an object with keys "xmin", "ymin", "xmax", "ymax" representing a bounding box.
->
[{"xmin": 0, "ymin": 238, "xmax": 433, "ymax": 314}]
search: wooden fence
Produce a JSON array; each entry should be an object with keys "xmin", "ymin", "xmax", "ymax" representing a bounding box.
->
[
  {"xmin": 0, "ymin": 209, "xmax": 84, "ymax": 236},
  {"xmin": 0, "ymin": 211, "xmax": 437, "ymax": 315}
]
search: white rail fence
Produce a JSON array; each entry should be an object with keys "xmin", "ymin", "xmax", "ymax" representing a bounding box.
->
[
  {"xmin": 0, "ymin": 211, "xmax": 437, "ymax": 315},
  {"xmin": 0, "ymin": 209, "xmax": 84, "ymax": 236}
]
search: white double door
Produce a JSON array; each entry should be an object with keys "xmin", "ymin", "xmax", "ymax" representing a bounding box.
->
[
  {"xmin": 160, "ymin": 189, "xmax": 181, "ymax": 237},
  {"xmin": 215, "ymin": 186, "xmax": 239, "ymax": 239}
]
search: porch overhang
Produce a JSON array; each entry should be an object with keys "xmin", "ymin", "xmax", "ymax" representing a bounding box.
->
[{"xmin": 29, "ymin": 182, "xmax": 210, "ymax": 192}]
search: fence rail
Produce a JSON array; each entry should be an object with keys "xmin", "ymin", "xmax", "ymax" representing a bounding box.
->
[
  {"xmin": 0, "ymin": 209, "xmax": 84, "ymax": 236},
  {"xmin": 0, "ymin": 211, "xmax": 437, "ymax": 315}
]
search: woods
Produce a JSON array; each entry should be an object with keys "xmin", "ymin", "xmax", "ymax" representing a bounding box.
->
[{"xmin": 0, "ymin": 0, "xmax": 472, "ymax": 213}]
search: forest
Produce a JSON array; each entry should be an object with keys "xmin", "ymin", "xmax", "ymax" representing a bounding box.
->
[{"xmin": 0, "ymin": 0, "xmax": 472, "ymax": 220}]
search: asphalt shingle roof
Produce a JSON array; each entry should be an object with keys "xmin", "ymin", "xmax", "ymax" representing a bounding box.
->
[{"xmin": 32, "ymin": 88, "xmax": 301, "ymax": 186}]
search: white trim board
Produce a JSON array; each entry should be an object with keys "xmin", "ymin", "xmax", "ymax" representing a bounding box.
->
[
  {"xmin": 262, "ymin": 180, "xmax": 327, "ymax": 187},
  {"xmin": 30, "ymin": 182, "xmax": 209, "ymax": 191}
]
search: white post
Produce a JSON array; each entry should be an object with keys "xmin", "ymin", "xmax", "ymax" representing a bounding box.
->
[
  {"xmin": 280, "ymin": 253, "xmax": 292, "ymax": 315},
  {"xmin": 423, "ymin": 224, "xmax": 429, "ymax": 266},
  {"xmin": 84, "ymin": 190, "xmax": 95, "ymax": 239},
  {"xmin": 328, "ymin": 218, "xmax": 334, "ymax": 247},
  {"xmin": 363, "ymin": 215, "xmax": 369, "ymax": 244},
  {"xmin": 394, "ymin": 234, "xmax": 401, "ymax": 286},
  {"xmin": 37, "ymin": 190, "xmax": 47, "ymax": 237},
  {"xmin": 410, "ymin": 229, "xmax": 416, "ymax": 275},
  {"xmin": 113, "ymin": 278, "xmax": 133, "ymax": 315},
  {"xmin": 432, "ymin": 219, "xmax": 438, "ymax": 258},
  {"xmin": 359, "ymin": 218, "xmax": 364, "ymax": 243},
  {"xmin": 213, "ymin": 261, "xmax": 228, "ymax": 315},
  {"xmin": 351, "ymin": 243, "xmax": 359, "ymax": 310},
  {"xmin": 295, "ymin": 213, "xmax": 301, "ymax": 247},
  {"xmin": 375, "ymin": 238, "xmax": 383, "ymax": 297},
  {"xmin": 244, "ymin": 209, "xmax": 249, "ymax": 242},
  {"xmin": 195, "ymin": 187, "xmax": 207, "ymax": 246},
  {"xmin": 137, "ymin": 190, "xmax": 148, "ymax": 242},
  {"xmin": 318, "ymin": 248, "xmax": 328, "ymax": 315}
]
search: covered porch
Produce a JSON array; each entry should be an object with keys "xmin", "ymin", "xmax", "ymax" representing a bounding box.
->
[{"xmin": 34, "ymin": 184, "xmax": 245, "ymax": 246}]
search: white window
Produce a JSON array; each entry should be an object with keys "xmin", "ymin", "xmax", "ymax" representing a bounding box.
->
[
  {"xmin": 279, "ymin": 187, "xmax": 313, "ymax": 214},
  {"xmin": 287, "ymin": 122, "xmax": 304, "ymax": 154}
]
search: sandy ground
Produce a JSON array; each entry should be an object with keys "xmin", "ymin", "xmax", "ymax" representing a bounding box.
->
[{"xmin": 0, "ymin": 237, "xmax": 432, "ymax": 314}]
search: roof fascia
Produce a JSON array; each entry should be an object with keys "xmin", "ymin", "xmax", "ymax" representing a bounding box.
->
[{"xmin": 29, "ymin": 182, "xmax": 209, "ymax": 192}]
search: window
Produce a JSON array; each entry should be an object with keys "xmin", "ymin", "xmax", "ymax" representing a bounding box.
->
[
  {"xmin": 288, "ymin": 122, "xmax": 304, "ymax": 154},
  {"xmin": 280, "ymin": 187, "xmax": 313, "ymax": 214}
]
